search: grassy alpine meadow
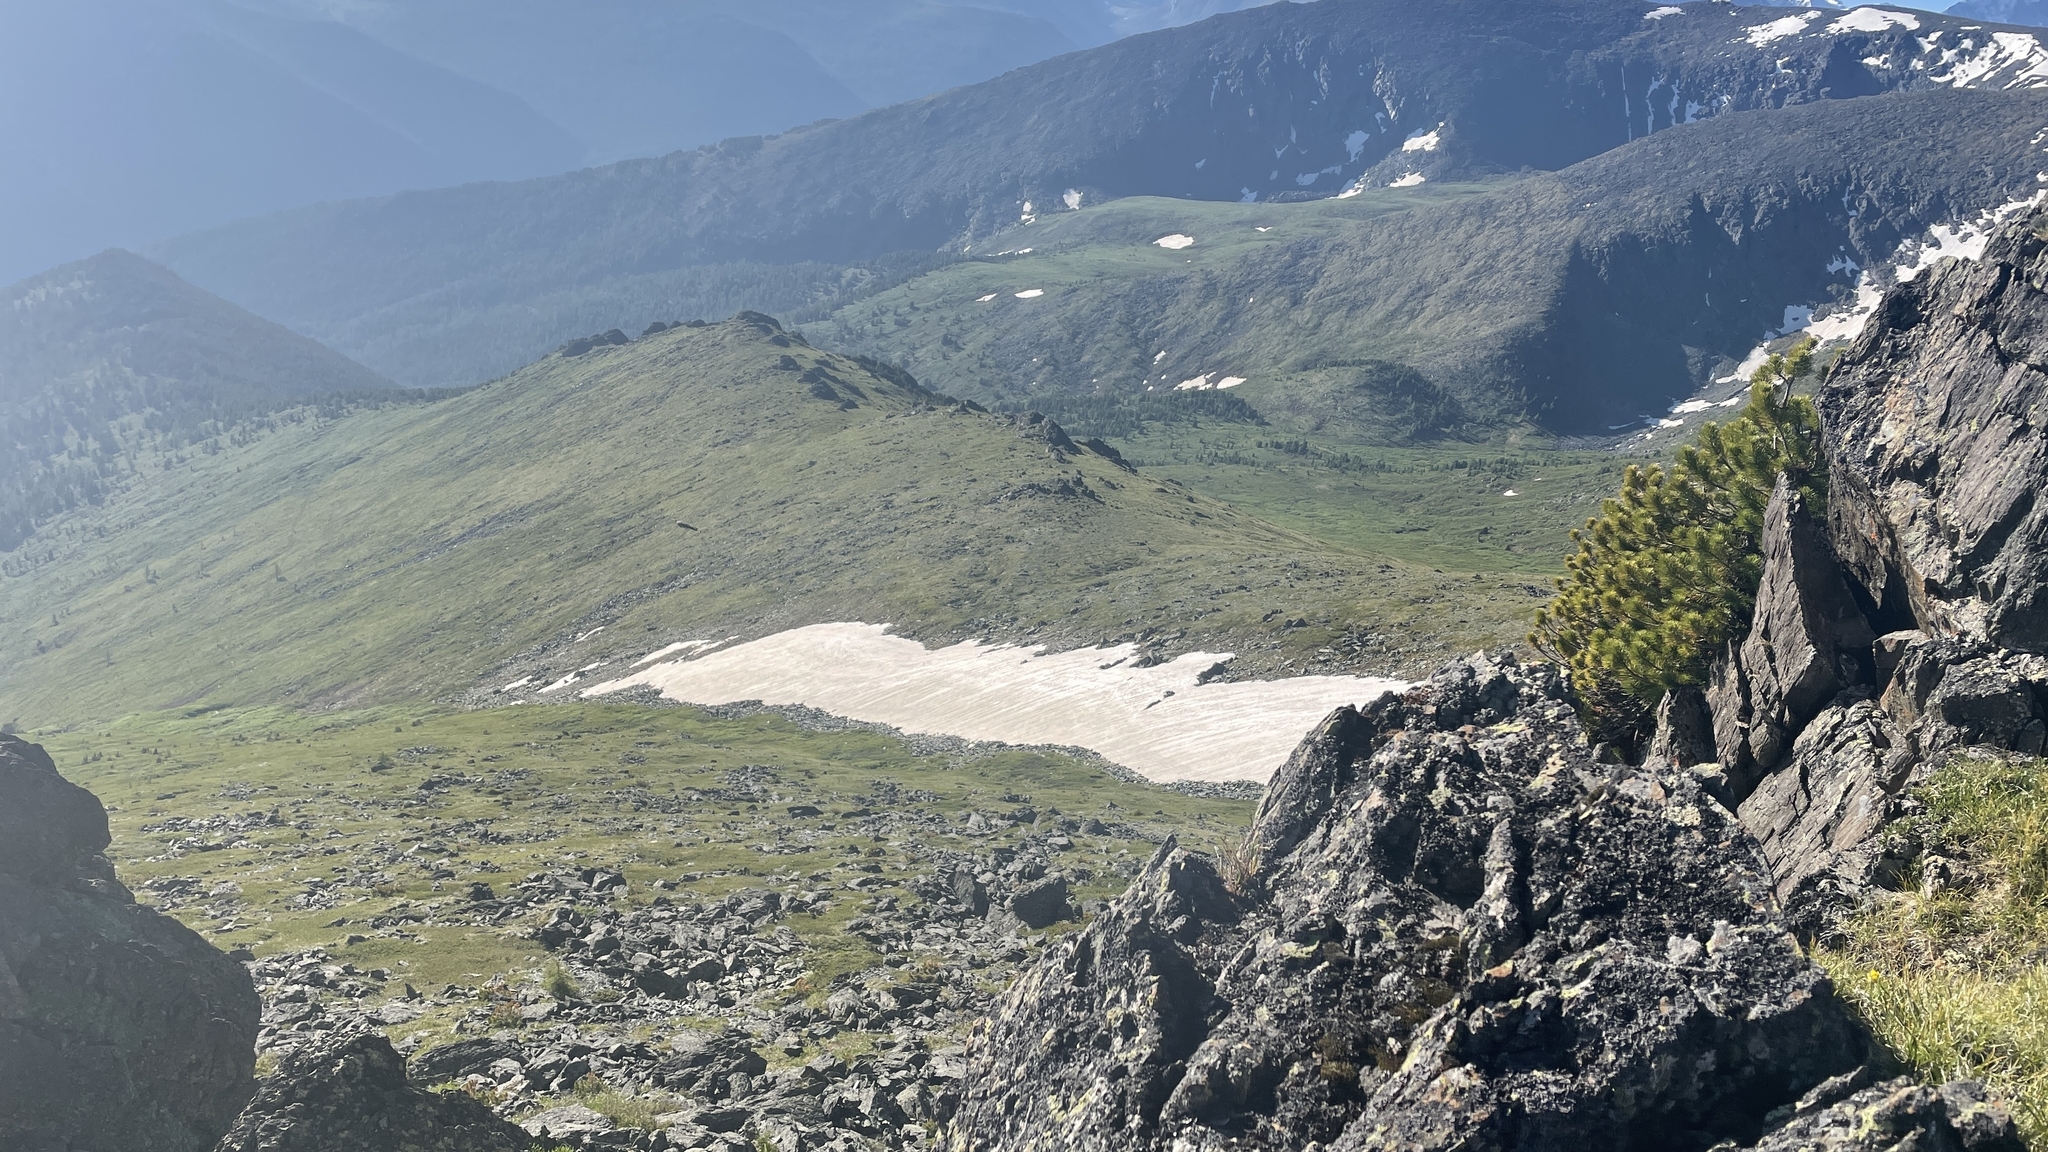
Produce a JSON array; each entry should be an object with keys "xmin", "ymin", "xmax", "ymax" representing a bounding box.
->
[
  {"xmin": 0, "ymin": 312, "xmax": 1550, "ymax": 730},
  {"xmin": 26, "ymin": 699, "xmax": 1255, "ymax": 1057},
  {"xmin": 1820, "ymin": 753, "xmax": 2048, "ymax": 1143}
]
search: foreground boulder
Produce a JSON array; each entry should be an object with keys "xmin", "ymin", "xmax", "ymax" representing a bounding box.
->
[
  {"xmin": 215, "ymin": 1030, "xmax": 531, "ymax": 1152},
  {"xmin": 952, "ymin": 655, "xmax": 1871, "ymax": 1151},
  {"xmin": 0, "ymin": 734, "xmax": 260, "ymax": 1152}
]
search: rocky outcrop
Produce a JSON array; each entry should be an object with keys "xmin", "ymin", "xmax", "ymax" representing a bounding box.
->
[
  {"xmin": 952, "ymin": 655, "xmax": 1871, "ymax": 1152},
  {"xmin": 1645, "ymin": 685, "xmax": 1715, "ymax": 771},
  {"xmin": 0, "ymin": 734, "xmax": 260, "ymax": 1152},
  {"xmin": 1820, "ymin": 205, "xmax": 2048, "ymax": 653},
  {"xmin": 1737, "ymin": 697, "xmax": 1912, "ymax": 939},
  {"xmin": 1743, "ymin": 1070, "xmax": 2024, "ymax": 1152},
  {"xmin": 1738, "ymin": 477, "xmax": 1877, "ymax": 773},
  {"xmin": 214, "ymin": 1030, "xmax": 531, "ymax": 1152}
]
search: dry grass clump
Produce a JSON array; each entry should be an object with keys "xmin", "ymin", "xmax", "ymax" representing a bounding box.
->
[{"xmin": 1821, "ymin": 754, "xmax": 2048, "ymax": 1143}]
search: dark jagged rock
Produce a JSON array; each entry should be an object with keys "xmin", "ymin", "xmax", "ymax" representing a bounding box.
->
[
  {"xmin": 953, "ymin": 654, "xmax": 1868, "ymax": 1152},
  {"xmin": 0, "ymin": 734, "xmax": 260, "ymax": 1152},
  {"xmin": 408, "ymin": 1037, "xmax": 525, "ymax": 1085},
  {"xmin": 1821, "ymin": 204, "xmax": 2048, "ymax": 652},
  {"xmin": 1739, "ymin": 476, "xmax": 1877, "ymax": 772},
  {"xmin": 1006, "ymin": 875, "xmax": 1075, "ymax": 929},
  {"xmin": 214, "ymin": 1030, "xmax": 531, "ymax": 1152},
  {"xmin": 1879, "ymin": 635, "xmax": 2048, "ymax": 757},
  {"xmin": 1708, "ymin": 637, "xmax": 1762, "ymax": 794},
  {"xmin": 1737, "ymin": 696, "xmax": 1915, "ymax": 940},
  {"xmin": 1736, "ymin": 1069, "xmax": 2024, "ymax": 1152},
  {"xmin": 1646, "ymin": 686, "xmax": 1716, "ymax": 770}
]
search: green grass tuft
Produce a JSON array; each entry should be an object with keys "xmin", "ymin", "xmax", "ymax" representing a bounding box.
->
[{"xmin": 1821, "ymin": 754, "xmax": 2048, "ymax": 1144}]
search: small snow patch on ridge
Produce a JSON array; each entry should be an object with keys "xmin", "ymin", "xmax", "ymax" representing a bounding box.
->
[
  {"xmin": 1643, "ymin": 6, "xmax": 1683, "ymax": 19},
  {"xmin": 1155, "ymin": 234, "xmax": 1195, "ymax": 250},
  {"xmin": 1745, "ymin": 12, "xmax": 1819, "ymax": 47},
  {"xmin": 1175, "ymin": 372, "xmax": 1247, "ymax": 391},
  {"xmin": 1014, "ymin": 289, "xmax": 1045, "ymax": 299},
  {"xmin": 1062, "ymin": 188, "xmax": 1083, "ymax": 210},
  {"xmin": 1401, "ymin": 129, "xmax": 1441, "ymax": 153},
  {"xmin": 1389, "ymin": 172, "xmax": 1427, "ymax": 188},
  {"xmin": 976, "ymin": 293, "xmax": 997, "ymax": 302},
  {"xmin": 1829, "ymin": 9, "xmax": 1917, "ymax": 34}
]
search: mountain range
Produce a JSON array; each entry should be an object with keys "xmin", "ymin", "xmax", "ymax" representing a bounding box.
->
[
  {"xmin": 12, "ymin": 0, "xmax": 1266, "ymax": 285},
  {"xmin": 147, "ymin": 1, "xmax": 2048, "ymax": 431}
]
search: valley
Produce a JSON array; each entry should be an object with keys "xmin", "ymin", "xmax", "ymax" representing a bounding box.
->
[{"xmin": 15, "ymin": 2, "xmax": 2048, "ymax": 1151}]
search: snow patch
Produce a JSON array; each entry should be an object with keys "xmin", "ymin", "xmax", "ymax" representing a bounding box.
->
[
  {"xmin": 1345, "ymin": 129, "xmax": 1369, "ymax": 159},
  {"xmin": 1829, "ymin": 8, "xmax": 1918, "ymax": 34},
  {"xmin": 1013, "ymin": 289, "xmax": 1045, "ymax": 299},
  {"xmin": 1154, "ymin": 234, "xmax": 1196, "ymax": 250},
  {"xmin": 1062, "ymin": 188, "xmax": 1083, "ymax": 211},
  {"xmin": 1240, "ymin": 188, "xmax": 1259, "ymax": 203},
  {"xmin": 1401, "ymin": 128, "xmax": 1441, "ymax": 153},
  {"xmin": 976, "ymin": 293, "xmax": 998, "ymax": 302},
  {"xmin": 583, "ymin": 623, "xmax": 1408, "ymax": 783},
  {"xmin": 1745, "ymin": 12, "xmax": 1820, "ymax": 47},
  {"xmin": 1175, "ymin": 372, "xmax": 1246, "ymax": 391},
  {"xmin": 1643, "ymin": 6, "xmax": 1683, "ymax": 19},
  {"xmin": 1924, "ymin": 29, "xmax": 2048, "ymax": 89},
  {"xmin": 1389, "ymin": 172, "xmax": 1427, "ymax": 188},
  {"xmin": 1720, "ymin": 194, "xmax": 2040, "ymax": 378}
]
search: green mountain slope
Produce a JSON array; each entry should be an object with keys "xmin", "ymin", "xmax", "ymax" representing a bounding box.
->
[
  {"xmin": 815, "ymin": 88, "xmax": 2048, "ymax": 432},
  {"xmin": 0, "ymin": 314, "xmax": 1537, "ymax": 727},
  {"xmin": 0, "ymin": 249, "xmax": 402, "ymax": 556}
]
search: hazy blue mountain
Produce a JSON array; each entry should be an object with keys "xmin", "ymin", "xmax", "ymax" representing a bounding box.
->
[
  {"xmin": 0, "ymin": 250, "xmax": 399, "ymax": 554},
  {"xmin": 262, "ymin": 0, "xmax": 869, "ymax": 166},
  {"xmin": 0, "ymin": 0, "xmax": 583, "ymax": 283},
  {"xmin": 698, "ymin": 0, "xmax": 1077, "ymax": 108},
  {"xmin": 252, "ymin": 0, "xmax": 1088, "ymax": 164},
  {"xmin": 1945, "ymin": 0, "xmax": 2048, "ymax": 25}
]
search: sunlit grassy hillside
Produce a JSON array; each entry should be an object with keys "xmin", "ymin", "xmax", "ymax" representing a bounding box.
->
[{"xmin": 0, "ymin": 314, "xmax": 1543, "ymax": 727}]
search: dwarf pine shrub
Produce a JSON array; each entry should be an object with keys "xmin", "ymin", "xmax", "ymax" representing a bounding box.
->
[{"xmin": 1531, "ymin": 339, "xmax": 1823, "ymax": 730}]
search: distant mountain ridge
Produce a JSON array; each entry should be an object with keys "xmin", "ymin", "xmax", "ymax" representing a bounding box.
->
[
  {"xmin": 153, "ymin": 0, "xmax": 2048, "ymax": 420},
  {"xmin": 0, "ymin": 250, "xmax": 399, "ymax": 555},
  {"xmin": 821, "ymin": 87, "xmax": 2048, "ymax": 432}
]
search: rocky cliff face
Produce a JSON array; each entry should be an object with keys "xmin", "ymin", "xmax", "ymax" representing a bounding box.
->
[
  {"xmin": 953, "ymin": 655, "xmax": 1876, "ymax": 1151},
  {"xmin": 950, "ymin": 204, "xmax": 2048, "ymax": 1152},
  {"xmin": 0, "ymin": 733, "xmax": 260, "ymax": 1152},
  {"xmin": 1823, "ymin": 205, "xmax": 2048, "ymax": 653}
]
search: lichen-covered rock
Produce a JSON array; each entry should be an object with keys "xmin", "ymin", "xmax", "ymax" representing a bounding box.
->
[
  {"xmin": 0, "ymin": 734, "xmax": 260, "ymax": 1152},
  {"xmin": 1821, "ymin": 205, "xmax": 2048, "ymax": 652},
  {"xmin": 1740, "ymin": 476, "xmax": 1877, "ymax": 771},
  {"xmin": 1736, "ymin": 1069, "xmax": 2025, "ymax": 1152},
  {"xmin": 214, "ymin": 1030, "xmax": 531, "ymax": 1152},
  {"xmin": 950, "ymin": 654, "xmax": 1867, "ymax": 1152},
  {"xmin": 1646, "ymin": 685, "xmax": 1716, "ymax": 769},
  {"xmin": 1737, "ymin": 697, "xmax": 1914, "ymax": 939}
]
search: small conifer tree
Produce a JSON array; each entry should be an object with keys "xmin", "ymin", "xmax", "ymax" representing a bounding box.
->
[{"xmin": 1532, "ymin": 339, "xmax": 1824, "ymax": 732}]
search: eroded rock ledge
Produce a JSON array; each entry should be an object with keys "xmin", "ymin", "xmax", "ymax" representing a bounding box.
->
[{"xmin": 954, "ymin": 655, "xmax": 1867, "ymax": 1151}]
